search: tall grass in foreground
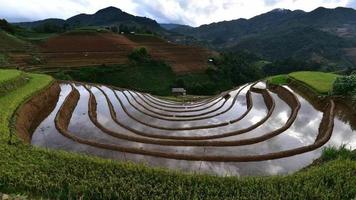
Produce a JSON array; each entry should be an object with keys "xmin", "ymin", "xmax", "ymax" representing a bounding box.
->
[{"xmin": 321, "ymin": 145, "xmax": 356, "ymax": 162}]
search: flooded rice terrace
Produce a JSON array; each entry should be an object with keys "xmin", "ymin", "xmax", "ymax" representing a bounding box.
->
[{"xmin": 32, "ymin": 82, "xmax": 356, "ymax": 176}]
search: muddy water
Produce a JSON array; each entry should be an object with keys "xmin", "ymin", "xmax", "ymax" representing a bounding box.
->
[{"xmin": 31, "ymin": 83, "xmax": 356, "ymax": 177}]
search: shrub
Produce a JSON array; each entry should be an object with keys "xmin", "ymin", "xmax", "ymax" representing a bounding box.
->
[
  {"xmin": 332, "ymin": 73, "xmax": 356, "ymax": 96},
  {"xmin": 0, "ymin": 19, "xmax": 14, "ymax": 34},
  {"xmin": 53, "ymin": 71, "xmax": 72, "ymax": 81},
  {"xmin": 128, "ymin": 47, "xmax": 151, "ymax": 63},
  {"xmin": 0, "ymin": 53, "xmax": 8, "ymax": 65}
]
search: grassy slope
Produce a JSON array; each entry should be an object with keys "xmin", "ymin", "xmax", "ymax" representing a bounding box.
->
[
  {"xmin": 0, "ymin": 69, "xmax": 22, "ymax": 83},
  {"xmin": 0, "ymin": 145, "xmax": 354, "ymax": 199},
  {"xmin": 0, "ymin": 69, "xmax": 27, "ymax": 96},
  {"xmin": 0, "ymin": 70, "xmax": 355, "ymax": 199},
  {"xmin": 267, "ymin": 74, "xmax": 289, "ymax": 85},
  {"xmin": 0, "ymin": 31, "xmax": 28, "ymax": 52},
  {"xmin": 289, "ymin": 71, "xmax": 339, "ymax": 94},
  {"xmin": 60, "ymin": 64, "xmax": 176, "ymax": 95},
  {"xmin": 52, "ymin": 65, "xmax": 219, "ymax": 96},
  {"xmin": 0, "ymin": 72, "xmax": 53, "ymax": 142}
]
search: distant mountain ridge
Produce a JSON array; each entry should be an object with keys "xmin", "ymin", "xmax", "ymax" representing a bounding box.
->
[
  {"xmin": 171, "ymin": 7, "xmax": 356, "ymax": 67},
  {"xmin": 160, "ymin": 23, "xmax": 192, "ymax": 30},
  {"xmin": 16, "ymin": 6, "xmax": 163, "ymax": 32},
  {"xmin": 173, "ymin": 7, "xmax": 356, "ymax": 44},
  {"xmin": 13, "ymin": 6, "xmax": 356, "ymax": 68}
]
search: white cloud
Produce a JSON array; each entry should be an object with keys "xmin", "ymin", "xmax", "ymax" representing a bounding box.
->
[{"xmin": 0, "ymin": 0, "xmax": 353, "ymax": 26}]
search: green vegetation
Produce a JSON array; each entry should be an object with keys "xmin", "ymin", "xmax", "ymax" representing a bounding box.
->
[
  {"xmin": 128, "ymin": 47, "xmax": 152, "ymax": 63},
  {"xmin": 65, "ymin": 28, "xmax": 110, "ymax": 35},
  {"xmin": 189, "ymin": 52, "xmax": 263, "ymax": 94},
  {"xmin": 0, "ymin": 72, "xmax": 53, "ymax": 143},
  {"xmin": 0, "ymin": 53, "xmax": 8, "ymax": 65},
  {"xmin": 333, "ymin": 72, "xmax": 356, "ymax": 97},
  {"xmin": 267, "ymin": 71, "xmax": 342, "ymax": 95},
  {"xmin": 0, "ymin": 145, "xmax": 354, "ymax": 199},
  {"xmin": 289, "ymin": 71, "xmax": 339, "ymax": 94},
  {"xmin": 212, "ymin": 52, "xmax": 263, "ymax": 86},
  {"xmin": 50, "ymin": 51, "xmax": 265, "ymax": 96},
  {"xmin": 0, "ymin": 31, "xmax": 28, "ymax": 52},
  {"xmin": 0, "ymin": 69, "xmax": 21, "ymax": 83},
  {"xmin": 0, "ymin": 70, "xmax": 28, "ymax": 96},
  {"xmin": 158, "ymin": 95, "xmax": 208, "ymax": 103},
  {"xmin": 52, "ymin": 65, "xmax": 225, "ymax": 96},
  {"xmin": 50, "ymin": 51, "xmax": 340, "ymax": 97},
  {"xmin": 52, "ymin": 48, "xmax": 176, "ymax": 95},
  {"xmin": 67, "ymin": 64, "xmax": 175, "ymax": 95},
  {"xmin": 175, "ymin": 8, "xmax": 356, "ymax": 68},
  {"xmin": 262, "ymin": 58, "xmax": 322, "ymax": 76},
  {"xmin": 267, "ymin": 74, "xmax": 289, "ymax": 85},
  {"xmin": 321, "ymin": 146, "xmax": 356, "ymax": 162},
  {"xmin": 14, "ymin": 29, "xmax": 57, "ymax": 43},
  {"xmin": 0, "ymin": 193, "xmax": 28, "ymax": 200},
  {"xmin": 233, "ymin": 27, "xmax": 352, "ymax": 63},
  {"xmin": 0, "ymin": 19, "xmax": 15, "ymax": 34},
  {"xmin": 174, "ymin": 73, "xmax": 221, "ymax": 95},
  {"xmin": 32, "ymin": 21, "xmax": 68, "ymax": 34}
]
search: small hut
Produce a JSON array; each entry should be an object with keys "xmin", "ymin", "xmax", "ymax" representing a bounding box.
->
[{"xmin": 172, "ymin": 88, "xmax": 186, "ymax": 96}]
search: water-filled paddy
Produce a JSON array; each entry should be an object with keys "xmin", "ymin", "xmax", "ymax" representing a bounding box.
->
[{"xmin": 32, "ymin": 82, "xmax": 356, "ymax": 176}]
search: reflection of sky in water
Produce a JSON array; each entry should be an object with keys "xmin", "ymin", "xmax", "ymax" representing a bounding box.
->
[{"xmin": 31, "ymin": 83, "xmax": 356, "ymax": 177}]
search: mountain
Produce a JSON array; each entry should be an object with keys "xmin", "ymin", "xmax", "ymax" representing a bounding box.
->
[
  {"xmin": 13, "ymin": 6, "xmax": 356, "ymax": 68},
  {"xmin": 15, "ymin": 6, "xmax": 164, "ymax": 33},
  {"xmin": 67, "ymin": 7, "xmax": 160, "ymax": 29},
  {"xmin": 16, "ymin": 18, "xmax": 65, "ymax": 29},
  {"xmin": 172, "ymin": 7, "xmax": 356, "ymax": 67},
  {"xmin": 160, "ymin": 23, "xmax": 192, "ymax": 30}
]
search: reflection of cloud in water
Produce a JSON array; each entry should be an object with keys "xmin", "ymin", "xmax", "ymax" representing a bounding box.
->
[
  {"xmin": 250, "ymin": 116, "xmax": 263, "ymax": 124},
  {"xmin": 266, "ymin": 160, "xmax": 285, "ymax": 175},
  {"xmin": 326, "ymin": 118, "xmax": 356, "ymax": 149},
  {"xmin": 31, "ymin": 83, "xmax": 356, "ymax": 177}
]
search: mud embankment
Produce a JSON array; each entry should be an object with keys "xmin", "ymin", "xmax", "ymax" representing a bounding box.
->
[{"xmin": 15, "ymin": 82, "xmax": 60, "ymax": 143}]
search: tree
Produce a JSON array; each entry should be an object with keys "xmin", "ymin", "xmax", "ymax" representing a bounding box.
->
[
  {"xmin": 128, "ymin": 47, "xmax": 152, "ymax": 63},
  {"xmin": 212, "ymin": 52, "xmax": 263, "ymax": 86},
  {"xmin": 33, "ymin": 22, "xmax": 65, "ymax": 33},
  {"xmin": 0, "ymin": 19, "xmax": 14, "ymax": 33},
  {"xmin": 262, "ymin": 58, "xmax": 321, "ymax": 76}
]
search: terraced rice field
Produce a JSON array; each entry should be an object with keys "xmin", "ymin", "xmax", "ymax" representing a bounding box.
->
[
  {"xmin": 7, "ymin": 32, "xmax": 214, "ymax": 74},
  {"xmin": 126, "ymin": 34, "xmax": 215, "ymax": 73},
  {"xmin": 32, "ymin": 81, "xmax": 356, "ymax": 176}
]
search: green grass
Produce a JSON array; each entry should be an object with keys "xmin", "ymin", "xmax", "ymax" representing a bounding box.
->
[
  {"xmin": 0, "ymin": 193, "xmax": 28, "ymax": 200},
  {"xmin": 321, "ymin": 146, "xmax": 356, "ymax": 162},
  {"xmin": 0, "ymin": 31, "xmax": 28, "ymax": 52},
  {"xmin": 52, "ymin": 63, "xmax": 176, "ymax": 95},
  {"xmin": 0, "ymin": 72, "xmax": 53, "ymax": 142},
  {"xmin": 0, "ymin": 53, "xmax": 8, "ymax": 65},
  {"xmin": 13, "ymin": 28, "xmax": 58, "ymax": 43},
  {"xmin": 64, "ymin": 28, "xmax": 110, "ymax": 35},
  {"xmin": 289, "ymin": 71, "xmax": 340, "ymax": 94},
  {"xmin": 0, "ymin": 70, "xmax": 28, "ymax": 96},
  {"xmin": 157, "ymin": 95, "xmax": 209, "ymax": 103},
  {"xmin": 50, "ymin": 65, "xmax": 222, "ymax": 96},
  {"xmin": 267, "ymin": 74, "xmax": 289, "ymax": 85},
  {"xmin": 0, "ymin": 145, "xmax": 355, "ymax": 199},
  {"xmin": 125, "ymin": 34, "xmax": 167, "ymax": 43},
  {"xmin": 177, "ymin": 73, "xmax": 211, "ymax": 85},
  {"xmin": 0, "ymin": 70, "xmax": 355, "ymax": 199},
  {"xmin": 0, "ymin": 69, "xmax": 22, "ymax": 83},
  {"xmin": 252, "ymin": 60, "xmax": 271, "ymax": 69}
]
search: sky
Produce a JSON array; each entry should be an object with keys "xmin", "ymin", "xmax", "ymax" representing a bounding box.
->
[{"xmin": 0, "ymin": 0, "xmax": 356, "ymax": 27}]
